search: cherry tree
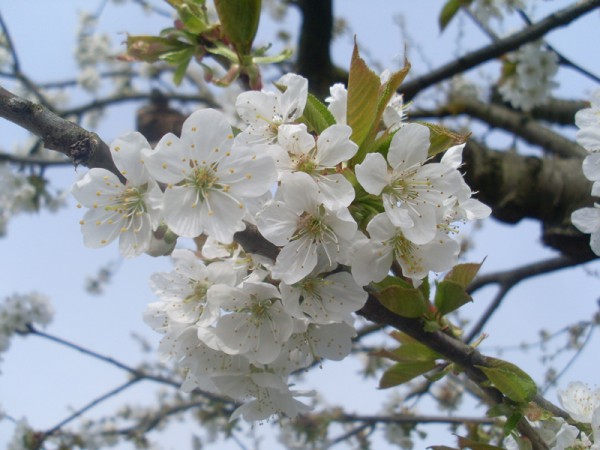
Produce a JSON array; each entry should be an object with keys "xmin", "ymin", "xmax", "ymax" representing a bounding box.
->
[{"xmin": 1, "ymin": 0, "xmax": 600, "ymax": 449}]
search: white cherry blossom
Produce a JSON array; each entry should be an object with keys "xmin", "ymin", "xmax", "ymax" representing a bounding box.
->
[
  {"xmin": 256, "ymin": 173, "xmax": 357, "ymax": 284},
  {"xmin": 142, "ymin": 109, "xmax": 277, "ymax": 242},
  {"xmin": 206, "ymin": 281, "xmax": 294, "ymax": 364},
  {"xmin": 571, "ymin": 206, "xmax": 600, "ymax": 256},
  {"xmin": 280, "ymin": 260, "xmax": 367, "ymax": 325},
  {"xmin": 72, "ymin": 132, "xmax": 163, "ymax": 257},
  {"xmin": 558, "ymin": 381, "xmax": 600, "ymax": 424},
  {"xmin": 351, "ymin": 213, "xmax": 459, "ymax": 284},
  {"xmin": 236, "ymin": 73, "xmax": 308, "ymax": 145},
  {"xmin": 440, "ymin": 144, "xmax": 491, "ymax": 222},
  {"xmin": 271, "ymin": 123, "xmax": 358, "ymax": 208},
  {"xmin": 214, "ymin": 370, "xmax": 314, "ymax": 422},
  {"xmin": 356, "ymin": 123, "xmax": 462, "ymax": 245},
  {"xmin": 147, "ymin": 248, "xmax": 238, "ymax": 327}
]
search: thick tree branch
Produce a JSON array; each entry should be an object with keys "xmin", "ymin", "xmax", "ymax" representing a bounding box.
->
[
  {"xmin": 293, "ymin": 0, "xmax": 347, "ymax": 99},
  {"xmin": 401, "ymin": 0, "xmax": 600, "ymax": 101},
  {"xmin": 462, "ymin": 139, "xmax": 594, "ymax": 256},
  {"xmin": 411, "ymin": 97, "xmax": 589, "ymax": 127}
]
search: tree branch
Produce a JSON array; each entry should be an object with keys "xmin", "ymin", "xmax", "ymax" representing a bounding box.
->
[
  {"xmin": 0, "ymin": 86, "xmax": 121, "ymax": 179},
  {"xmin": 465, "ymin": 255, "xmax": 591, "ymax": 343},
  {"xmin": 456, "ymin": 95, "xmax": 587, "ymax": 158},
  {"xmin": 400, "ymin": 0, "xmax": 600, "ymax": 101},
  {"xmin": 357, "ymin": 295, "xmax": 549, "ymax": 449},
  {"xmin": 462, "ymin": 139, "xmax": 595, "ymax": 256}
]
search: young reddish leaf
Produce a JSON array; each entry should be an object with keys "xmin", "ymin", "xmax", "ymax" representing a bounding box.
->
[
  {"xmin": 445, "ymin": 261, "xmax": 485, "ymax": 289},
  {"xmin": 214, "ymin": 0, "xmax": 261, "ymax": 55},
  {"xmin": 379, "ymin": 360, "xmax": 437, "ymax": 388},
  {"xmin": 347, "ymin": 43, "xmax": 380, "ymax": 149},
  {"xmin": 418, "ymin": 121, "xmax": 470, "ymax": 157},
  {"xmin": 434, "ymin": 280, "xmax": 472, "ymax": 316}
]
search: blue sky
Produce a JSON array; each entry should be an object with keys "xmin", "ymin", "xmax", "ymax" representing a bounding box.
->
[{"xmin": 1, "ymin": 1, "xmax": 599, "ymax": 448}]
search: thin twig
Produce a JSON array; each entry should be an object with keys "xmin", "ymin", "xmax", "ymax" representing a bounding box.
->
[
  {"xmin": 466, "ymin": 256, "xmax": 591, "ymax": 343},
  {"xmin": 40, "ymin": 378, "xmax": 142, "ymax": 443},
  {"xmin": 401, "ymin": 0, "xmax": 600, "ymax": 100}
]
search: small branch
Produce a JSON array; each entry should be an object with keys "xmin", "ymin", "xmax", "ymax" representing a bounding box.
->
[
  {"xmin": 357, "ymin": 295, "xmax": 550, "ymax": 449},
  {"xmin": 456, "ymin": 96, "xmax": 587, "ymax": 158},
  {"xmin": 336, "ymin": 413, "xmax": 494, "ymax": 426},
  {"xmin": 0, "ymin": 85, "xmax": 122, "ymax": 179},
  {"xmin": 39, "ymin": 378, "xmax": 142, "ymax": 445},
  {"xmin": 325, "ymin": 423, "xmax": 373, "ymax": 449},
  {"xmin": 60, "ymin": 92, "xmax": 219, "ymax": 118},
  {"xmin": 515, "ymin": 9, "xmax": 600, "ymax": 85},
  {"xmin": 28, "ymin": 326, "xmax": 235, "ymax": 405},
  {"xmin": 0, "ymin": 151, "xmax": 72, "ymax": 167},
  {"xmin": 466, "ymin": 255, "xmax": 590, "ymax": 342},
  {"xmin": 401, "ymin": 0, "xmax": 600, "ymax": 101}
]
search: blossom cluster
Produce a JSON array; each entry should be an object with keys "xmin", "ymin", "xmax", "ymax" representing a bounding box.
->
[
  {"xmin": 73, "ymin": 73, "xmax": 490, "ymax": 421},
  {"xmin": 506, "ymin": 381, "xmax": 600, "ymax": 449},
  {"xmin": 0, "ymin": 292, "xmax": 53, "ymax": 367},
  {"xmin": 471, "ymin": 0, "xmax": 526, "ymax": 23},
  {"xmin": 499, "ymin": 41, "xmax": 559, "ymax": 111},
  {"xmin": 571, "ymin": 90, "xmax": 600, "ymax": 256}
]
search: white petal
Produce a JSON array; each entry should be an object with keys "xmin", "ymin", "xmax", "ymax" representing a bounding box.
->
[
  {"xmin": 314, "ymin": 173, "xmax": 355, "ymax": 208},
  {"xmin": 277, "ymin": 73, "xmax": 308, "ymax": 121},
  {"xmin": 572, "ymin": 207, "xmax": 600, "ymax": 234},
  {"xmin": 201, "ymin": 190, "xmax": 246, "ymax": 243},
  {"xmin": 180, "ymin": 109, "xmax": 234, "ymax": 158},
  {"xmin": 272, "ymin": 236, "xmax": 318, "ymax": 284},
  {"xmin": 583, "ymin": 153, "xmax": 600, "ymax": 181},
  {"xmin": 315, "ymin": 125, "xmax": 358, "ymax": 167},
  {"xmin": 440, "ymin": 144, "xmax": 465, "ymax": 169},
  {"xmin": 356, "ymin": 153, "xmax": 388, "ymax": 195},
  {"xmin": 162, "ymin": 186, "xmax": 205, "ymax": 237},
  {"xmin": 255, "ymin": 200, "xmax": 299, "ymax": 246},
  {"xmin": 142, "ymin": 134, "xmax": 189, "ymax": 184},
  {"xmin": 110, "ymin": 132, "xmax": 152, "ymax": 185},
  {"xmin": 277, "ymin": 123, "xmax": 314, "ymax": 157},
  {"xmin": 387, "ymin": 123, "xmax": 430, "ymax": 170}
]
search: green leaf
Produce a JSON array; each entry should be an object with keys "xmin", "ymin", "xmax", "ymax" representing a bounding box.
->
[
  {"xmin": 167, "ymin": 0, "xmax": 211, "ymax": 34},
  {"xmin": 379, "ymin": 360, "xmax": 437, "ymax": 388},
  {"xmin": 159, "ymin": 46, "xmax": 196, "ymax": 85},
  {"xmin": 301, "ymin": 93, "xmax": 337, "ymax": 133},
  {"xmin": 456, "ymin": 436, "xmax": 505, "ymax": 450},
  {"xmin": 504, "ymin": 412, "xmax": 523, "ymax": 435},
  {"xmin": 418, "ymin": 274, "xmax": 430, "ymax": 301},
  {"xmin": 477, "ymin": 358, "xmax": 537, "ymax": 403},
  {"xmin": 372, "ymin": 275, "xmax": 413, "ymax": 291},
  {"xmin": 374, "ymin": 283, "xmax": 428, "ymax": 318},
  {"xmin": 375, "ymin": 342, "xmax": 440, "ymax": 364},
  {"xmin": 214, "ymin": 0, "xmax": 261, "ymax": 55},
  {"xmin": 434, "ymin": 280, "xmax": 472, "ymax": 316},
  {"xmin": 445, "ymin": 261, "xmax": 484, "ymax": 289},
  {"xmin": 418, "ymin": 121, "xmax": 470, "ymax": 157},
  {"xmin": 439, "ymin": 0, "xmax": 474, "ymax": 31}
]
